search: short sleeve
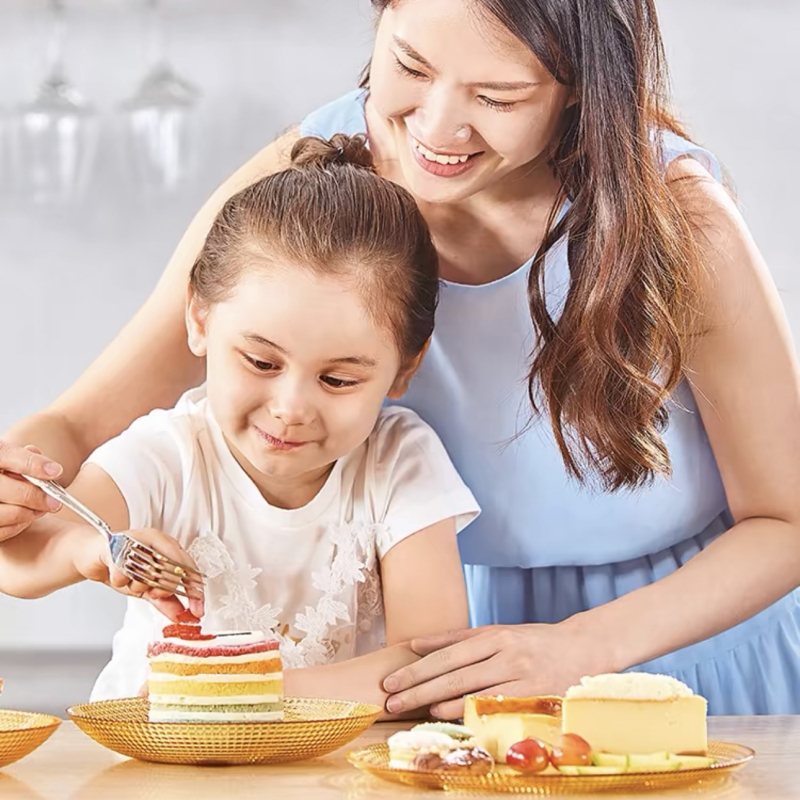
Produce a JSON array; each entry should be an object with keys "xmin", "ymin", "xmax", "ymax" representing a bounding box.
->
[
  {"xmin": 365, "ymin": 407, "xmax": 480, "ymax": 559},
  {"xmin": 85, "ymin": 396, "xmax": 199, "ymax": 533}
]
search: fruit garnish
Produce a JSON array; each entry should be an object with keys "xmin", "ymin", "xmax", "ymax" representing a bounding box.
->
[
  {"xmin": 176, "ymin": 608, "xmax": 201, "ymax": 624},
  {"xmin": 506, "ymin": 738, "xmax": 550, "ymax": 773},
  {"xmin": 161, "ymin": 623, "xmax": 214, "ymax": 640},
  {"xmin": 550, "ymin": 733, "xmax": 592, "ymax": 767}
]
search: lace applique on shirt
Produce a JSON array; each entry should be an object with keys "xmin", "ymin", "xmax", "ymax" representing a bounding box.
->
[{"xmin": 187, "ymin": 523, "xmax": 388, "ymax": 669}]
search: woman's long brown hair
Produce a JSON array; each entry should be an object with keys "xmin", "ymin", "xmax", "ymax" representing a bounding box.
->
[{"xmin": 367, "ymin": 0, "xmax": 703, "ymax": 491}]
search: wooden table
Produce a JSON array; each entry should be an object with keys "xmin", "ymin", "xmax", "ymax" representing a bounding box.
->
[{"xmin": 1, "ymin": 716, "xmax": 797, "ymax": 800}]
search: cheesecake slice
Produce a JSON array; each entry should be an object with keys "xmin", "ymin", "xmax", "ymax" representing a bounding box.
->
[
  {"xmin": 562, "ymin": 673, "xmax": 708, "ymax": 756},
  {"xmin": 463, "ymin": 695, "xmax": 562, "ymax": 763}
]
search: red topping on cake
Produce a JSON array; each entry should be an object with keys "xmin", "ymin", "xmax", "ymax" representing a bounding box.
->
[
  {"xmin": 161, "ymin": 623, "xmax": 215, "ymax": 641},
  {"xmin": 147, "ymin": 639, "xmax": 280, "ymax": 658},
  {"xmin": 176, "ymin": 609, "xmax": 201, "ymax": 624}
]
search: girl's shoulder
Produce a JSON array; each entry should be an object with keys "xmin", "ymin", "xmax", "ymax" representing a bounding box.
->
[
  {"xmin": 299, "ymin": 89, "xmax": 368, "ymax": 139},
  {"xmin": 341, "ymin": 406, "xmax": 479, "ymax": 558}
]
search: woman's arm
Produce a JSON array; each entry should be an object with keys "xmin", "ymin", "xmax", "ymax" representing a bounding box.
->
[
  {"xmin": 0, "ymin": 464, "xmax": 198, "ymax": 619},
  {"xmin": 381, "ymin": 157, "xmax": 800, "ymax": 719},
  {"xmin": 3, "ymin": 128, "xmax": 300, "ymax": 485},
  {"xmin": 288, "ymin": 519, "xmax": 469, "ymax": 718}
]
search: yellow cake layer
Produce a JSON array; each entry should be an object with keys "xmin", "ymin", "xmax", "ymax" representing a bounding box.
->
[
  {"xmin": 463, "ymin": 695, "xmax": 562, "ymax": 763},
  {"xmin": 562, "ymin": 696, "xmax": 708, "ymax": 755},
  {"xmin": 147, "ymin": 678, "xmax": 283, "ymax": 697},
  {"xmin": 149, "ymin": 658, "xmax": 282, "ymax": 676}
]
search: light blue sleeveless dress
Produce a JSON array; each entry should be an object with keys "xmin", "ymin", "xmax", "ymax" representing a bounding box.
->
[{"xmin": 301, "ymin": 90, "xmax": 800, "ymax": 714}]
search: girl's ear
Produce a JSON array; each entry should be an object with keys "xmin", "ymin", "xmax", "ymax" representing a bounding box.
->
[
  {"xmin": 387, "ymin": 339, "xmax": 431, "ymax": 399},
  {"xmin": 186, "ymin": 291, "xmax": 210, "ymax": 358}
]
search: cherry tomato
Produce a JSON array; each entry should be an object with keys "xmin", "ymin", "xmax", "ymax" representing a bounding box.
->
[
  {"xmin": 506, "ymin": 738, "xmax": 550, "ymax": 773},
  {"xmin": 549, "ymin": 733, "xmax": 592, "ymax": 767}
]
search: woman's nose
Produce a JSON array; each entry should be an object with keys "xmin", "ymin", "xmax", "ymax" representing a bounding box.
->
[{"xmin": 416, "ymin": 86, "xmax": 473, "ymax": 149}]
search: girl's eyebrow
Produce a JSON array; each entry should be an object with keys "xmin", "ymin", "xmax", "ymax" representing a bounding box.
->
[
  {"xmin": 243, "ymin": 333, "xmax": 377, "ymax": 369},
  {"xmin": 392, "ymin": 35, "xmax": 538, "ymax": 91},
  {"xmin": 326, "ymin": 355, "xmax": 378, "ymax": 369}
]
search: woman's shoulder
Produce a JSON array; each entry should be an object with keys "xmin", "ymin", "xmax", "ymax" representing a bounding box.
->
[
  {"xmin": 658, "ymin": 129, "xmax": 723, "ymax": 185},
  {"xmin": 299, "ymin": 89, "xmax": 368, "ymax": 139}
]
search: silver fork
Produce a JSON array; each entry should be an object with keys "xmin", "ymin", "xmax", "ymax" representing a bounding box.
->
[{"xmin": 24, "ymin": 476, "xmax": 204, "ymax": 599}]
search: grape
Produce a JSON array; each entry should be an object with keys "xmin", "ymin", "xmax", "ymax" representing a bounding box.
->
[
  {"xmin": 549, "ymin": 733, "xmax": 592, "ymax": 767},
  {"xmin": 506, "ymin": 738, "xmax": 550, "ymax": 773}
]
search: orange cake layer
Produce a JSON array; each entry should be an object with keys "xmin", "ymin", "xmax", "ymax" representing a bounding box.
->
[{"xmin": 149, "ymin": 657, "xmax": 282, "ymax": 676}]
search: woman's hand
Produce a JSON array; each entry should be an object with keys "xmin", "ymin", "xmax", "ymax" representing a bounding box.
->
[
  {"xmin": 0, "ymin": 442, "xmax": 64, "ymax": 541},
  {"xmin": 74, "ymin": 527, "xmax": 204, "ymax": 621},
  {"xmin": 382, "ymin": 620, "xmax": 613, "ymax": 720}
]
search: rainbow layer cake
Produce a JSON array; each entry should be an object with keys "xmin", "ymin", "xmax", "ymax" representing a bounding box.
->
[{"xmin": 147, "ymin": 622, "xmax": 283, "ymax": 723}]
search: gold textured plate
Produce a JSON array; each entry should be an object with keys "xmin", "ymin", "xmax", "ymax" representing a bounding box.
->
[
  {"xmin": 68, "ymin": 696, "xmax": 380, "ymax": 766},
  {"xmin": 0, "ymin": 709, "xmax": 62, "ymax": 769},
  {"xmin": 347, "ymin": 740, "xmax": 754, "ymax": 795}
]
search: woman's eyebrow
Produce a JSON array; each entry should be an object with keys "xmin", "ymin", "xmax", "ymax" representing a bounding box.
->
[
  {"xmin": 393, "ymin": 35, "xmax": 437, "ymax": 72},
  {"xmin": 392, "ymin": 35, "xmax": 538, "ymax": 91}
]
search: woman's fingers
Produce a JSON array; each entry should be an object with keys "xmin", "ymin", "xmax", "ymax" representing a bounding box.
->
[
  {"xmin": 0, "ymin": 472, "xmax": 60, "ymax": 514},
  {"xmin": 0, "ymin": 440, "xmax": 62, "ymax": 480}
]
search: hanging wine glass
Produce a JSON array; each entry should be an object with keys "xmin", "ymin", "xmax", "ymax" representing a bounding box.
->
[
  {"xmin": 121, "ymin": 0, "xmax": 202, "ymax": 194},
  {"xmin": 12, "ymin": 0, "xmax": 98, "ymax": 204}
]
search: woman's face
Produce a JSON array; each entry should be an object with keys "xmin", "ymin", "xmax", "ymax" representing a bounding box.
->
[{"xmin": 368, "ymin": 0, "xmax": 573, "ymax": 204}]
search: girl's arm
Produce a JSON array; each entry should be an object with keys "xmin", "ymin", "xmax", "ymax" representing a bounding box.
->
[
  {"xmin": 0, "ymin": 464, "xmax": 196, "ymax": 619},
  {"xmin": 285, "ymin": 518, "xmax": 469, "ymax": 717},
  {"xmin": 3, "ymin": 129, "xmax": 299, "ymax": 485},
  {"xmin": 382, "ymin": 157, "xmax": 800, "ymax": 718}
]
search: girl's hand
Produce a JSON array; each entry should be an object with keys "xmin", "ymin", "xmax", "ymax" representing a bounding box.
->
[
  {"xmin": 74, "ymin": 527, "xmax": 204, "ymax": 621},
  {"xmin": 382, "ymin": 621, "xmax": 611, "ymax": 720},
  {"xmin": 0, "ymin": 442, "xmax": 63, "ymax": 542}
]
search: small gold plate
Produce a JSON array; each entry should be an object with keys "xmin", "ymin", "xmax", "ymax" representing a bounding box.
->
[
  {"xmin": 0, "ymin": 709, "xmax": 62, "ymax": 769},
  {"xmin": 347, "ymin": 740, "xmax": 754, "ymax": 794},
  {"xmin": 68, "ymin": 696, "xmax": 380, "ymax": 766}
]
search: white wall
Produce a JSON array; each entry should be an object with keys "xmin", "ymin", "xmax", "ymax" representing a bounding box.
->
[{"xmin": 0, "ymin": 1, "xmax": 797, "ymax": 649}]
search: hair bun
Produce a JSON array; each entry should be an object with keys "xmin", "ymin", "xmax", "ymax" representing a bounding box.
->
[{"xmin": 290, "ymin": 133, "xmax": 375, "ymax": 172}]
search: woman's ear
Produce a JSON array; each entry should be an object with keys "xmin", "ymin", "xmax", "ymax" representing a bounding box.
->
[
  {"xmin": 387, "ymin": 340, "xmax": 431, "ymax": 399},
  {"xmin": 186, "ymin": 291, "xmax": 210, "ymax": 358}
]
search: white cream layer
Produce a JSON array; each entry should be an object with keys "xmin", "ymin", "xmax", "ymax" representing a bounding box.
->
[
  {"xmin": 149, "ymin": 652, "xmax": 279, "ymax": 665},
  {"xmin": 149, "ymin": 694, "xmax": 282, "ymax": 706},
  {"xmin": 148, "ymin": 709, "xmax": 283, "ymax": 722},
  {"xmin": 148, "ymin": 672, "xmax": 283, "ymax": 683}
]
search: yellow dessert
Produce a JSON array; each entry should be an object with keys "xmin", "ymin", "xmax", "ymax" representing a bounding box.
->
[
  {"xmin": 562, "ymin": 673, "xmax": 708, "ymax": 756},
  {"xmin": 463, "ymin": 695, "xmax": 562, "ymax": 763}
]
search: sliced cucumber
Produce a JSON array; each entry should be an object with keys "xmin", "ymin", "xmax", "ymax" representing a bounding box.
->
[
  {"xmin": 591, "ymin": 753, "xmax": 629, "ymax": 768},
  {"xmin": 668, "ymin": 755, "xmax": 716, "ymax": 769}
]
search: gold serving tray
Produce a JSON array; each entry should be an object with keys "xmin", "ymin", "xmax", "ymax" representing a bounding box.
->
[
  {"xmin": 347, "ymin": 740, "xmax": 754, "ymax": 795},
  {"xmin": 68, "ymin": 696, "xmax": 380, "ymax": 766},
  {"xmin": 0, "ymin": 709, "xmax": 62, "ymax": 769}
]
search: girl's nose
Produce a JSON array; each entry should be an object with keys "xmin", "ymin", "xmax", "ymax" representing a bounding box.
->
[{"xmin": 269, "ymin": 379, "xmax": 314, "ymax": 427}]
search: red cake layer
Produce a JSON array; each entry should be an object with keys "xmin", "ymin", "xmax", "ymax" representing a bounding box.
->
[{"xmin": 147, "ymin": 639, "xmax": 280, "ymax": 658}]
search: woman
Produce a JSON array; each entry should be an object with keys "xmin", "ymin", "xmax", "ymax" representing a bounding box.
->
[{"xmin": 4, "ymin": 0, "xmax": 800, "ymax": 717}]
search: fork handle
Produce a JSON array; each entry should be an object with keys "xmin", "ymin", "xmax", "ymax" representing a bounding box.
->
[{"xmin": 22, "ymin": 475, "xmax": 113, "ymax": 542}]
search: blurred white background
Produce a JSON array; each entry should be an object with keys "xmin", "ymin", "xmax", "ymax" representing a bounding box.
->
[{"xmin": 0, "ymin": 0, "xmax": 798, "ymax": 708}]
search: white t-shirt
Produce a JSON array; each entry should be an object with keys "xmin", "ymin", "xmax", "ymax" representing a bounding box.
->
[{"xmin": 89, "ymin": 388, "xmax": 479, "ymax": 700}]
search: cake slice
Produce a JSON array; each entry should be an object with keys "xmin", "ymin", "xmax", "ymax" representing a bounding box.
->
[
  {"xmin": 147, "ymin": 622, "xmax": 283, "ymax": 722},
  {"xmin": 463, "ymin": 695, "xmax": 562, "ymax": 763},
  {"xmin": 562, "ymin": 673, "xmax": 708, "ymax": 756}
]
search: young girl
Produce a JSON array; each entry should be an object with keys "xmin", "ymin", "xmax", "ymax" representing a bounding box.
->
[{"xmin": 0, "ymin": 133, "xmax": 478, "ymax": 709}]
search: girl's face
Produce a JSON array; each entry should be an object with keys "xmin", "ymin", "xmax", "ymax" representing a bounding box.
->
[
  {"xmin": 368, "ymin": 0, "xmax": 573, "ymax": 204},
  {"xmin": 188, "ymin": 265, "xmax": 412, "ymax": 504}
]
